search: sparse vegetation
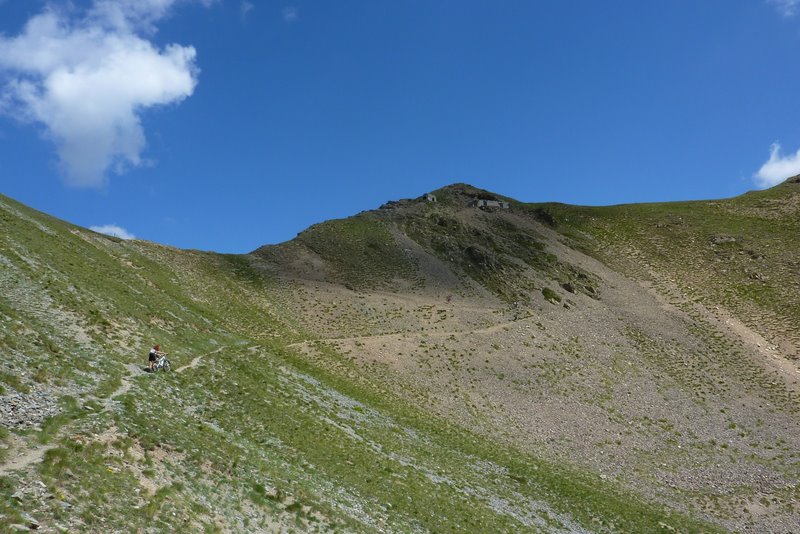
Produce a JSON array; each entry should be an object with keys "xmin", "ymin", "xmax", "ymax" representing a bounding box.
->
[
  {"xmin": 542, "ymin": 287, "xmax": 561, "ymax": 304},
  {"xmin": 1, "ymin": 181, "xmax": 799, "ymax": 532}
]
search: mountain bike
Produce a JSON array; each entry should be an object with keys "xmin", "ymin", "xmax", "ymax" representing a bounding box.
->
[{"xmin": 153, "ymin": 354, "xmax": 171, "ymax": 372}]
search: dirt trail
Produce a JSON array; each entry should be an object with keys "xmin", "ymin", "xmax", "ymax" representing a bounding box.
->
[
  {"xmin": 0, "ymin": 435, "xmax": 56, "ymax": 476},
  {"xmin": 101, "ymin": 363, "xmax": 140, "ymax": 411},
  {"xmin": 1, "ymin": 362, "xmax": 142, "ymax": 476},
  {"xmin": 176, "ymin": 356, "xmax": 203, "ymax": 373},
  {"xmin": 175, "ymin": 345, "xmax": 229, "ymax": 373},
  {"xmin": 287, "ymin": 318, "xmax": 523, "ymax": 350},
  {"xmin": 176, "ymin": 354, "xmax": 205, "ymax": 373},
  {"xmin": 1, "ymin": 346, "xmax": 228, "ymax": 476}
]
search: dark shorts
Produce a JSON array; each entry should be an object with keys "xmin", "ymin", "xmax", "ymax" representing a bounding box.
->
[{"xmin": 149, "ymin": 353, "xmax": 157, "ymax": 362}]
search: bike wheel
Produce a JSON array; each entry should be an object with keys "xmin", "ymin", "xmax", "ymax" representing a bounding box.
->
[{"xmin": 164, "ymin": 359, "xmax": 171, "ymax": 371}]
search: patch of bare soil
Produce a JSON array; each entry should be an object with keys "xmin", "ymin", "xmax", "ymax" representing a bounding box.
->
[{"xmin": 0, "ymin": 435, "xmax": 57, "ymax": 476}]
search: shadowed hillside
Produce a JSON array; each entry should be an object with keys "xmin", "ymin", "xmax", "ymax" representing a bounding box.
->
[{"xmin": 2, "ymin": 180, "xmax": 799, "ymax": 532}]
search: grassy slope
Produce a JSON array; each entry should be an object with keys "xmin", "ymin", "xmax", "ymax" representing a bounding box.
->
[
  {"xmin": 530, "ymin": 180, "xmax": 800, "ymax": 359},
  {"xmin": 0, "ymin": 194, "xmax": 718, "ymax": 532}
]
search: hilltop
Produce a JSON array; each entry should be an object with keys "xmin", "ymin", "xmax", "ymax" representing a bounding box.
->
[{"xmin": 1, "ymin": 180, "xmax": 799, "ymax": 532}]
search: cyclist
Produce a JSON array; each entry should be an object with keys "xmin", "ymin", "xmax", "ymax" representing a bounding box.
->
[{"xmin": 148, "ymin": 344, "xmax": 164, "ymax": 371}]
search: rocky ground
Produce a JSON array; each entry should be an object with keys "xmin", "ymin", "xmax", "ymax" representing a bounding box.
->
[
  {"xmin": 272, "ymin": 193, "xmax": 800, "ymax": 533},
  {"xmin": 0, "ymin": 387, "xmax": 61, "ymax": 430}
]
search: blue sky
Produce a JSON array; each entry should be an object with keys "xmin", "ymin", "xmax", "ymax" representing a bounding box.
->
[{"xmin": 2, "ymin": 0, "xmax": 800, "ymax": 253}]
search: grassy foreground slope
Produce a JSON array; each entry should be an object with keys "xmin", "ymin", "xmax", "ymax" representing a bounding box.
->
[{"xmin": 0, "ymin": 193, "xmax": 717, "ymax": 532}]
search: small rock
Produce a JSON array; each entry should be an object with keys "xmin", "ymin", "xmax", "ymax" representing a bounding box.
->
[{"xmin": 709, "ymin": 234, "xmax": 737, "ymax": 246}]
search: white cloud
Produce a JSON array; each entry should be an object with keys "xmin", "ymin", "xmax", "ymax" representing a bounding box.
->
[
  {"xmin": 282, "ymin": 6, "xmax": 298, "ymax": 22},
  {"xmin": 769, "ymin": 0, "xmax": 800, "ymax": 17},
  {"xmin": 90, "ymin": 0, "xmax": 216, "ymax": 33},
  {"xmin": 0, "ymin": 1, "xmax": 206, "ymax": 187},
  {"xmin": 90, "ymin": 223, "xmax": 135, "ymax": 239},
  {"xmin": 241, "ymin": 2, "xmax": 254, "ymax": 19},
  {"xmin": 754, "ymin": 142, "xmax": 800, "ymax": 187}
]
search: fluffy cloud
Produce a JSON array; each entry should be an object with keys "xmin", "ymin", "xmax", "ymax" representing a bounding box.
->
[
  {"xmin": 0, "ymin": 1, "xmax": 203, "ymax": 187},
  {"xmin": 90, "ymin": 223, "xmax": 135, "ymax": 239},
  {"xmin": 769, "ymin": 0, "xmax": 800, "ymax": 17},
  {"xmin": 754, "ymin": 143, "xmax": 800, "ymax": 187}
]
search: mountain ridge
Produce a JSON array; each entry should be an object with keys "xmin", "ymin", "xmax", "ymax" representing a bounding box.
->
[{"xmin": 1, "ymin": 180, "xmax": 799, "ymax": 532}]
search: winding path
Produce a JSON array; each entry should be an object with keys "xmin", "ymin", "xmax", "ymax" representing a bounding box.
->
[{"xmin": 0, "ymin": 345, "xmax": 228, "ymax": 476}]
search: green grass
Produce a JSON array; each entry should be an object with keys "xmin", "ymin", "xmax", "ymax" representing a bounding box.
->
[
  {"xmin": 284, "ymin": 342, "xmax": 722, "ymax": 533},
  {"xmin": 296, "ymin": 214, "xmax": 419, "ymax": 290},
  {"xmin": 0, "ymin": 371, "xmax": 29, "ymax": 394},
  {"xmin": 542, "ymin": 287, "xmax": 561, "ymax": 304},
  {"xmin": 37, "ymin": 396, "xmax": 84, "ymax": 444},
  {"xmin": 0, "ymin": 426, "xmax": 9, "ymax": 464},
  {"xmin": 401, "ymin": 203, "xmax": 599, "ymax": 303},
  {"xmin": 0, "ymin": 189, "xmax": 781, "ymax": 532}
]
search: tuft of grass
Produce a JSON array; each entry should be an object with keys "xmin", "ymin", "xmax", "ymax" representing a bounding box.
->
[
  {"xmin": 0, "ymin": 371, "xmax": 29, "ymax": 394},
  {"xmin": 542, "ymin": 287, "xmax": 561, "ymax": 304},
  {"xmin": 37, "ymin": 396, "xmax": 84, "ymax": 444}
]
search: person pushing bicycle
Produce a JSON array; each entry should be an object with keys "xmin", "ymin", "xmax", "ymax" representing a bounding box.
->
[{"xmin": 148, "ymin": 344, "xmax": 167, "ymax": 371}]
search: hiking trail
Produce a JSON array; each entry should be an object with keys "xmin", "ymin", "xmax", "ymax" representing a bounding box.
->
[
  {"xmin": 1, "ymin": 346, "xmax": 228, "ymax": 476},
  {"xmin": 286, "ymin": 318, "xmax": 524, "ymax": 351}
]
